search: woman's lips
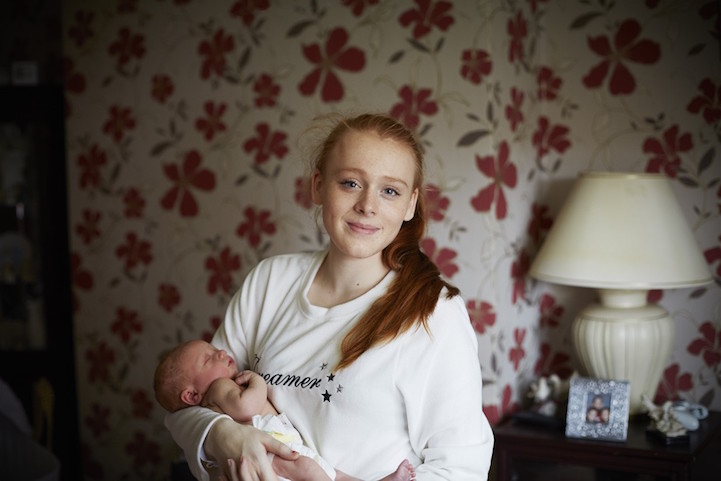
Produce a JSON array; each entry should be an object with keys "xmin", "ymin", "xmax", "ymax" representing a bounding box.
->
[{"xmin": 348, "ymin": 222, "xmax": 378, "ymax": 234}]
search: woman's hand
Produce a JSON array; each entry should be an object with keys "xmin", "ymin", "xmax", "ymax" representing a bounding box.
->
[{"xmin": 206, "ymin": 417, "xmax": 299, "ymax": 480}]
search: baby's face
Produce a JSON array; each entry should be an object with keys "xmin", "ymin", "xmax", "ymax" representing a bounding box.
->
[{"xmin": 182, "ymin": 340, "xmax": 238, "ymax": 394}]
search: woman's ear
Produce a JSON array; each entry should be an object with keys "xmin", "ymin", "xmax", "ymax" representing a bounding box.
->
[
  {"xmin": 404, "ymin": 188, "xmax": 419, "ymax": 221},
  {"xmin": 181, "ymin": 388, "xmax": 201, "ymax": 406},
  {"xmin": 310, "ymin": 169, "xmax": 323, "ymax": 206}
]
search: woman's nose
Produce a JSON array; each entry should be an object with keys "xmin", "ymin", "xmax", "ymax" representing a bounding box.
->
[{"xmin": 355, "ymin": 192, "xmax": 376, "ymax": 215}]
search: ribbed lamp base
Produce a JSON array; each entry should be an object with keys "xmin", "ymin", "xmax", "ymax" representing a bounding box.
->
[{"xmin": 573, "ymin": 292, "xmax": 673, "ymax": 415}]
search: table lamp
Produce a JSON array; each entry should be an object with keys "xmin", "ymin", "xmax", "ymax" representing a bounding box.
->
[{"xmin": 529, "ymin": 172, "xmax": 713, "ymax": 414}]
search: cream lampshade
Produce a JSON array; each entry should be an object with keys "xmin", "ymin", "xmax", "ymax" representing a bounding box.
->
[{"xmin": 530, "ymin": 171, "xmax": 712, "ymax": 414}]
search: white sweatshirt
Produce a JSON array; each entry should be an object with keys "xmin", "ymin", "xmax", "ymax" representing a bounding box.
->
[{"xmin": 165, "ymin": 251, "xmax": 494, "ymax": 481}]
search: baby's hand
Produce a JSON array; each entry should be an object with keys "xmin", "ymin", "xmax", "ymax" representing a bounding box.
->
[{"xmin": 233, "ymin": 370, "xmax": 258, "ymax": 387}]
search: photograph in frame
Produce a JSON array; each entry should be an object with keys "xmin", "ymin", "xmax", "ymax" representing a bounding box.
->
[{"xmin": 565, "ymin": 377, "xmax": 630, "ymax": 442}]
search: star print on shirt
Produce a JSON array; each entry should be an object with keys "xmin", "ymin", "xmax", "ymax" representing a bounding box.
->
[
  {"xmin": 327, "ymin": 373, "xmax": 335, "ymax": 382},
  {"xmin": 320, "ymin": 363, "xmax": 328, "ymax": 370},
  {"xmin": 322, "ymin": 390, "xmax": 332, "ymax": 402}
]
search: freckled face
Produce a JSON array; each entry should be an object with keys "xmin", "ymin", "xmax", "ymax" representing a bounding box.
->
[{"xmin": 311, "ymin": 130, "xmax": 418, "ymax": 263}]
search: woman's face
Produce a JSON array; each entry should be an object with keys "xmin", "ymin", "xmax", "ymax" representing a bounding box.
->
[{"xmin": 312, "ymin": 130, "xmax": 418, "ymax": 263}]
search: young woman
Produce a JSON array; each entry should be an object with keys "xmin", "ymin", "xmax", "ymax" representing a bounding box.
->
[{"xmin": 165, "ymin": 113, "xmax": 494, "ymax": 480}]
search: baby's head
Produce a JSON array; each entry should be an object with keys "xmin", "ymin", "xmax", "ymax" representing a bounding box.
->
[{"xmin": 154, "ymin": 339, "xmax": 238, "ymax": 412}]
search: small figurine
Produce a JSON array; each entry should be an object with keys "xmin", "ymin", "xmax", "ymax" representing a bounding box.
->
[
  {"xmin": 641, "ymin": 394, "xmax": 687, "ymax": 438},
  {"xmin": 527, "ymin": 374, "xmax": 569, "ymax": 417}
]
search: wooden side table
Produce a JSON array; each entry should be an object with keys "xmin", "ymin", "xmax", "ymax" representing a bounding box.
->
[{"xmin": 492, "ymin": 411, "xmax": 720, "ymax": 480}]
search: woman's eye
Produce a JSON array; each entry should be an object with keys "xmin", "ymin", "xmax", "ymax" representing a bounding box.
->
[
  {"xmin": 383, "ymin": 187, "xmax": 400, "ymax": 197},
  {"xmin": 340, "ymin": 180, "xmax": 359, "ymax": 189}
]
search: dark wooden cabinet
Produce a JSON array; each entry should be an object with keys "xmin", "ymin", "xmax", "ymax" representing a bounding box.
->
[
  {"xmin": 0, "ymin": 85, "xmax": 80, "ymax": 480},
  {"xmin": 492, "ymin": 411, "xmax": 721, "ymax": 481}
]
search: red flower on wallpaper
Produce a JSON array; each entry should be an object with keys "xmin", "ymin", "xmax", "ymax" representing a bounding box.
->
[
  {"xmin": 533, "ymin": 343, "xmax": 573, "ymax": 378},
  {"xmin": 71, "ymin": 252, "xmax": 93, "ymax": 313},
  {"xmin": 654, "ymin": 364, "xmax": 693, "ymax": 404},
  {"xmin": 76, "ymin": 209, "xmax": 101, "ymax": 245},
  {"xmin": 507, "ymin": 10, "xmax": 527, "ymax": 63},
  {"xmin": 467, "ymin": 299, "xmax": 496, "ymax": 335},
  {"xmin": 420, "ymin": 237, "xmax": 459, "ymax": 278},
  {"xmin": 111, "ymin": 307, "xmax": 142, "ymax": 344},
  {"xmin": 254, "ymin": 73, "xmax": 280, "ymax": 107},
  {"xmin": 471, "ymin": 140, "xmax": 518, "ymax": 220},
  {"xmin": 205, "ymin": 246, "xmax": 241, "ymax": 295},
  {"xmin": 86, "ymin": 341, "xmax": 115, "ymax": 383},
  {"xmin": 390, "ymin": 85, "xmax": 439, "ymax": 130},
  {"xmin": 537, "ymin": 66, "xmax": 562, "ymax": 101},
  {"xmin": 483, "ymin": 384, "xmax": 518, "ymax": 426},
  {"xmin": 528, "ymin": 202, "xmax": 552, "ymax": 245},
  {"xmin": 117, "ymin": 0, "xmax": 138, "ymax": 13},
  {"xmin": 509, "ymin": 328, "xmax": 527, "ymax": 370},
  {"xmin": 125, "ymin": 431, "xmax": 161, "ymax": 467},
  {"xmin": 230, "ymin": 0, "xmax": 269, "ymax": 26},
  {"xmin": 687, "ymin": 77, "xmax": 721, "ymax": 125},
  {"xmin": 399, "ymin": 0, "xmax": 454, "ymax": 39},
  {"xmin": 294, "ymin": 176, "xmax": 313, "ymax": 210},
  {"xmin": 108, "ymin": 27, "xmax": 146, "ymax": 68},
  {"xmin": 298, "ymin": 27, "xmax": 366, "ymax": 102},
  {"xmin": 511, "ymin": 248, "xmax": 530, "ymax": 304},
  {"xmin": 643, "ymin": 125, "xmax": 692, "ymax": 178},
  {"xmin": 123, "ymin": 187, "xmax": 145, "ymax": 218},
  {"xmin": 461, "ymin": 49, "xmax": 492, "ymax": 84},
  {"xmin": 236, "ymin": 206, "xmax": 277, "ymax": 248},
  {"xmin": 202, "ymin": 315, "xmax": 223, "ymax": 343},
  {"xmin": 198, "ymin": 29, "xmax": 234, "ymax": 80},
  {"xmin": 158, "ymin": 283, "xmax": 181, "ymax": 312},
  {"xmin": 532, "ymin": 116, "xmax": 570, "ymax": 163},
  {"xmin": 78, "ymin": 144, "xmax": 107, "ymax": 190},
  {"xmin": 68, "ymin": 10, "xmax": 94, "ymax": 47},
  {"xmin": 160, "ymin": 150, "xmax": 217, "ymax": 217},
  {"xmin": 116, "ymin": 232, "xmax": 153, "ymax": 270},
  {"xmin": 103, "ymin": 105, "xmax": 136, "ymax": 143},
  {"xmin": 195, "ymin": 101, "xmax": 227, "ymax": 141},
  {"xmin": 64, "ymin": 57, "xmax": 86, "ymax": 95},
  {"xmin": 647, "ymin": 289, "xmax": 663, "ymax": 304},
  {"xmin": 85, "ymin": 403, "xmax": 110, "ymax": 438},
  {"xmin": 687, "ymin": 321, "xmax": 721, "ymax": 368},
  {"xmin": 505, "ymin": 87, "xmax": 524, "ymax": 132},
  {"xmin": 706, "ymin": 234, "xmax": 721, "ymax": 277},
  {"xmin": 425, "ymin": 184, "xmax": 450, "ymax": 222},
  {"xmin": 151, "ymin": 74, "xmax": 174, "ymax": 104},
  {"xmin": 538, "ymin": 293, "xmax": 564, "ymax": 328},
  {"xmin": 243, "ymin": 123, "xmax": 289, "ymax": 164},
  {"xmin": 582, "ymin": 19, "xmax": 661, "ymax": 96},
  {"xmin": 131, "ymin": 390, "xmax": 153, "ymax": 419},
  {"xmin": 343, "ymin": 0, "xmax": 379, "ymax": 16},
  {"xmin": 528, "ymin": 0, "xmax": 550, "ymax": 14}
]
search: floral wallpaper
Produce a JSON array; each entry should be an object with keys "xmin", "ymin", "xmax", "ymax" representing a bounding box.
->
[{"xmin": 61, "ymin": 0, "xmax": 720, "ymax": 479}]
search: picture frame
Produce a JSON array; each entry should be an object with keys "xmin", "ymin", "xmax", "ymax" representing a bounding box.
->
[{"xmin": 565, "ymin": 376, "xmax": 630, "ymax": 442}]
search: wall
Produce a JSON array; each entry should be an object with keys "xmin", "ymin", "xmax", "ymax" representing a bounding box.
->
[{"xmin": 62, "ymin": 1, "xmax": 720, "ymax": 479}]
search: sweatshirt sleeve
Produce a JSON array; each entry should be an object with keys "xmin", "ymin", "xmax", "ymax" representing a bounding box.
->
[
  {"xmin": 164, "ymin": 407, "xmax": 231, "ymax": 481},
  {"xmin": 398, "ymin": 294, "xmax": 494, "ymax": 480}
]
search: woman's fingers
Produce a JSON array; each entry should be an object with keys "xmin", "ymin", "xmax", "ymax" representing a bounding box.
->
[
  {"xmin": 262, "ymin": 436, "xmax": 299, "ymax": 461},
  {"xmin": 237, "ymin": 456, "xmax": 276, "ymax": 481}
]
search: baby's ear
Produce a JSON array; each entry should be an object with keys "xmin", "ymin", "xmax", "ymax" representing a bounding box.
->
[{"xmin": 181, "ymin": 388, "xmax": 201, "ymax": 406}]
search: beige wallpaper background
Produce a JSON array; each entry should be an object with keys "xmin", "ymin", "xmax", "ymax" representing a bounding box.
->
[{"xmin": 62, "ymin": 1, "xmax": 720, "ymax": 479}]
